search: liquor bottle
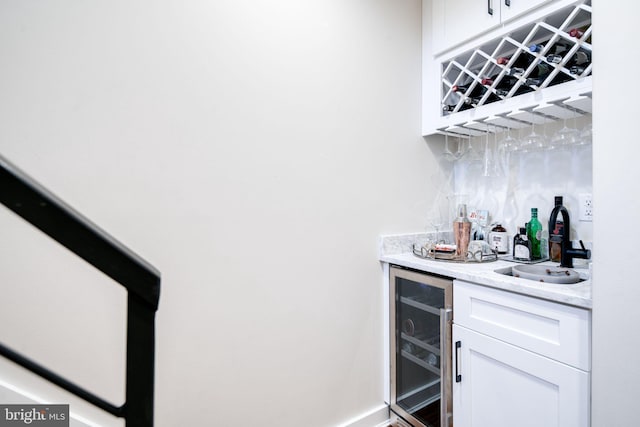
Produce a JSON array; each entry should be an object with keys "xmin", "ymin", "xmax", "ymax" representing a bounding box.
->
[
  {"xmin": 549, "ymin": 196, "xmax": 564, "ymax": 262},
  {"xmin": 513, "ymin": 227, "xmax": 532, "ymax": 261},
  {"xmin": 526, "ymin": 208, "xmax": 543, "ymax": 259},
  {"xmin": 489, "ymin": 223, "xmax": 509, "ymax": 254},
  {"xmin": 453, "ymin": 204, "xmax": 472, "ymax": 258}
]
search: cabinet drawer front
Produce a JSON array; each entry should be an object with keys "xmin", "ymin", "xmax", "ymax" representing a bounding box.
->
[{"xmin": 453, "ymin": 280, "xmax": 590, "ymax": 370}]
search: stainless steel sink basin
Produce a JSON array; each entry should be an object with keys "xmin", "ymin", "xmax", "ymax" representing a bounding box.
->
[{"xmin": 495, "ymin": 264, "xmax": 586, "ymax": 284}]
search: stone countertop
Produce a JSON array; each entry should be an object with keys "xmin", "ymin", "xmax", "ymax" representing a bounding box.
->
[{"xmin": 379, "ymin": 233, "xmax": 592, "ymax": 309}]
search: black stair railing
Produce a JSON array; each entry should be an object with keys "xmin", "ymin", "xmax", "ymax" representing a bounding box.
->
[{"xmin": 0, "ymin": 155, "xmax": 160, "ymax": 427}]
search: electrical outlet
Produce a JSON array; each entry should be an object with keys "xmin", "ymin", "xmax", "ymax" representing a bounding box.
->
[{"xmin": 579, "ymin": 193, "xmax": 593, "ymax": 221}]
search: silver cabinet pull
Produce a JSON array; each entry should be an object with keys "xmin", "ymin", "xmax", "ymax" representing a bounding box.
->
[{"xmin": 488, "ymin": 0, "xmax": 494, "ymax": 15}]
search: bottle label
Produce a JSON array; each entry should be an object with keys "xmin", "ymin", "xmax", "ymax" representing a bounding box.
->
[
  {"xmin": 490, "ymin": 232, "xmax": 509, "ymax": 253},
  {"xmin": 514, "ymin": 244, "xmax": 531, "ymax": 260}
]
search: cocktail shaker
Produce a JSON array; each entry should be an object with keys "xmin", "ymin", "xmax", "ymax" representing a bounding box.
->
[{"xmin": 454, "ymin": 204, "xmax": 472, "ymax": 258}]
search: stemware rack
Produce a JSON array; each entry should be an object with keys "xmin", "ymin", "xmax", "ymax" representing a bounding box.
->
[{"xmin": 436, "ymin": 0, "xmax": 592, "ymax": 137}]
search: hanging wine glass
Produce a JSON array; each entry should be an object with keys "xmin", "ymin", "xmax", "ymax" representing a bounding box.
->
[
  {"xmin": 501, "ymin": 126, "xmax": 518, "ymax": 152},
  {"xmin": 552, "ymin": 109, "xmax": 580, "ymax": 147},
  {"xmin": 520, "ymin": 123, "xmax": 547, "ymax": 152},
  {"xmin": 496, "ymin": 127, "xmax": 514, "ymax": 174},
  {"xmin": 577, "ymin": 121, "xmax": 592, "ymax": 145},
  {"xmin": 482, "ymin": 125, "xmax": 498, "ymax": 177},
  {"xmin": 453, "ymin": 135, "xmax": 470, "ymax": 159},
  {"xmin": 442, "ymin": 133, "xmax": 458, "ymax": 161}
]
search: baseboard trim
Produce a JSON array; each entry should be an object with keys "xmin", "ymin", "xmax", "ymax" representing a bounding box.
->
[
  {"xmin": 0, "ymin": 357, "xmax": 123, "ymax": 427},
  {"xmin": 336, "ymin": 404, "xmax": 390, "ymax": 427}
]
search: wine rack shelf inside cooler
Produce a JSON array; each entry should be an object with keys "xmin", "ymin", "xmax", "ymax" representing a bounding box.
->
[
  {"xmin": 400, "ymin": 294, "xmax": 443, "ymax": 376},
  {"xmin": 397, "ymin": 378, "xmax": 441, "ymax": 414},
  {"xmin": 439, "ymin": 0, "xmax": 592, "ymax": 136}
]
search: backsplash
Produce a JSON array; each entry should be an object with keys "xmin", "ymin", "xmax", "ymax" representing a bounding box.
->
[{"xmin": 431, "ymin": 115, "xmax": 593, "ymax": 256}]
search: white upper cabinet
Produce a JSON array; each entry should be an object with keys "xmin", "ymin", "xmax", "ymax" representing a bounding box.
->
[
  {"xmin": 423, "ymin": 0, "xmax": 593, "ymax": 137},
  {"xmin": 501, "ymin": 0, "xmax": 554, "ymax": 22},
  {"xmin": 432, "ymin": 0, "xmax": 552, "ymax": 55}
]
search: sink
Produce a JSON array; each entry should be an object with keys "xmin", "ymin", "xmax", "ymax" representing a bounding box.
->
[{"xmin": 495, "ymin": 265, "xmax": 585, "ymax": 284}]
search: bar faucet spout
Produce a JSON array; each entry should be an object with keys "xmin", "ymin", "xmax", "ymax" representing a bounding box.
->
[{"xmin": 548, "ymin": 204, "xmax": 591, "ymax": 268}]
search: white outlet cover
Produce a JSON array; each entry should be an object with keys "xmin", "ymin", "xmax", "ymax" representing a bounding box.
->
[{"xmin": 579, "ymin": 193, "xmax": 593, "ymax": 221}]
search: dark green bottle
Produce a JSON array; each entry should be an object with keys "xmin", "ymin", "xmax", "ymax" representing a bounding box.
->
[{"xmin": 526, "ymin": 208, "xmax": 543, "ymax": 259}]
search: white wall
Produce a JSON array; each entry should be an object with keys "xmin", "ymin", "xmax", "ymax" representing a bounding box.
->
[
  {"xmin": 0, "ymin": 1, "xmax": 437, "ymax": 426},
  {"xmin": 591, "ymin": 0, "xmax": 640, "ymax": 425}
]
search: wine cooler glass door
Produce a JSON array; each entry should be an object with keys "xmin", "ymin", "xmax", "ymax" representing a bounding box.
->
[{"xmin": 390, "ymin": 267, "xmax": 453, "ymax": 427}]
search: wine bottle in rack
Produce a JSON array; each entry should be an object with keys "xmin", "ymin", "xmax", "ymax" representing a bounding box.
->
[
  {"xmin": 569, "ymin": 26, "xmax": 591, "ymax": 43},
  {"xmin": 452, "ymin": 82, "xmax": 500, "ymax": 106},
  {"xmin": 566, "ymin": 49, "xmax": 591, "ymax": 74},
  {"xmin": 525, "ymin": 61, "xmax": 573, "ymax": 88},
  {"xmin": 483, "ymin": 74, "xmax": 533, "ymax": 97},
  {"xmin": 529, "ymin": 44, "xmax": 544, "ymax": 53},
  {"xmin": 443, "ymin": 103, "xmax": 473, "ymax": 113},
  {"xmin": 545, "ymin": 41, "xmax": 572, "ymax": 63},
  {"xmin": 442, "ymin": 101, "xmax": 474, "ymax": 113},
  {"xmin": 498, "ymin": 52, "xmax": 535, "ymax": 77},
  {"xmin": 547, "ymin": 54, "xmax": 563, "ymax": 64}
]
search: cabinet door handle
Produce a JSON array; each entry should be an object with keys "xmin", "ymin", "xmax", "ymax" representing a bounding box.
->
[
  {"xmin": 455, "ymin": 340, "xmax": 462, "ymax": 383},
  {"xmin": 505, "ymin": 0, "xmax": 511, "ymax": 6},
  {"xmin": 487, "ymin": 0, "xmax": 494, "ymax": 15}
]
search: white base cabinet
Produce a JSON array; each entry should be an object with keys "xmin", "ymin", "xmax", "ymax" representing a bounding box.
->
[
  {"xmin": 452, "ymin": 280, "xmax": 590, "ymax": 426},
  {"xmin": 453, "ymin": 325, "xmax": 589, "ymax": 427}
]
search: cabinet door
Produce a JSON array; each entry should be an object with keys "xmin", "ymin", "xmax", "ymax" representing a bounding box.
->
[
  {"xmin": 431, "ymin": 0, "xmax": 500, "ymax": 54},
  {"xmin": 500, "ymin": 0, "xmax": 553, "ymax": 22},
  {"xmin": 452, "ymin": 324, "xmax": 589, "ymax": 427}
]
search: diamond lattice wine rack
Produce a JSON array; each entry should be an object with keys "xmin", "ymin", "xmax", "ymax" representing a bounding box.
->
[{"xmin": 436, "ymin": 0, "xmax": 592, "ymax": 137}]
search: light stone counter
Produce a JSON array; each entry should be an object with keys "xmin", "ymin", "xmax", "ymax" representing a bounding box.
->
[{"xmin": 379, "ymin": 233, "xmax": 592, "ymax": 309}]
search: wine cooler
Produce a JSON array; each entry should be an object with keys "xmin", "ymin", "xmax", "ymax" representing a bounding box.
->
[{"xmin": 389, "ymin": 266, "xmax": 453, "ymax": 427}]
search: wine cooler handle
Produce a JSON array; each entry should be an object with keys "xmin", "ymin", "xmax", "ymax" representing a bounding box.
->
[
  {"xmin": 505, "ymin": 0, "xmax": 511, "ymax": 7},
  {"xmin": 487, "ymin": 0, "xmax": 494, "ymax": 15},
  {"xmin": 440, "ymin": 308, "xmax": 453, "ymax": 427},
  {"xmin": 455, "ymin": 340, "xmax": 462, "ymax": 383}
]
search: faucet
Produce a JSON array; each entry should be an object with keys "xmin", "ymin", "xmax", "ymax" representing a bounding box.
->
[{"xmin": 548, "ymin": 203, "xmax": 591, "ymax": 268}]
